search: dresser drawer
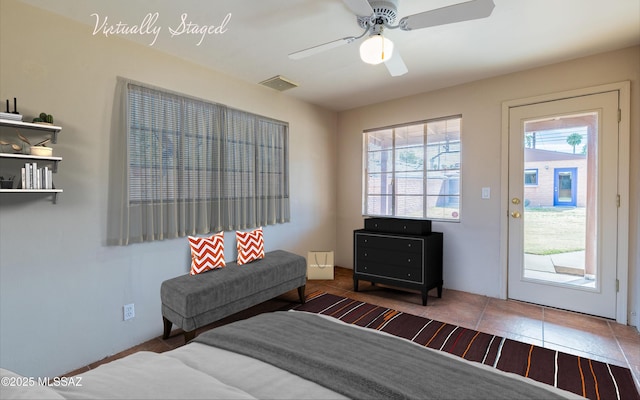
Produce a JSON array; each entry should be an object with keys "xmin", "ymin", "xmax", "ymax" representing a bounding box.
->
[
  {"xmin": 355, "ymin": 259, "xmax": 423, "ymax": 283},
  {"xmin": 356, "ymin": 247, "xmax": 422, "ymax": 269},
  {"xmin": 355, "ymin": 233, "xmax": 423, "ymax": 254},
  {"xmin": 364, "ymin": 218, "xmax": 431, "ymax": 235}
]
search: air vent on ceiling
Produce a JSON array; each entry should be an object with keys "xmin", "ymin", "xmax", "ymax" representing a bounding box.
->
[{"xmin": 259, "ymin": 75, "xmax": 298, "ymax": 92}]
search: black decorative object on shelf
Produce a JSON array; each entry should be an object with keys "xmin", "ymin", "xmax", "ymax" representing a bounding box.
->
[
  {"xmin": 0, "ymin": 175, "xmax": 14, "ymax": 189},
  {"xmin": 1, "ymin": 98, "xmax": 23, "ymax": 122}
]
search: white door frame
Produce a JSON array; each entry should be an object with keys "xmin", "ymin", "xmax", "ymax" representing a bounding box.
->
[{"xmin": 499, "ymin": 81, "xmax": 630, "ymax": 324}]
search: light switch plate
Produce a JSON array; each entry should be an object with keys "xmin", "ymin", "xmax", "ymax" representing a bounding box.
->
[{"xmin": 482, "ymin": 187, "xmax": 490, "ymax": 199}]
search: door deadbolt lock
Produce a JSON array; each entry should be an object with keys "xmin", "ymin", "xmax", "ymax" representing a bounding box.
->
[{"xmin": 511, "ymin": 198, "xmax": 521, "ymax": 205}]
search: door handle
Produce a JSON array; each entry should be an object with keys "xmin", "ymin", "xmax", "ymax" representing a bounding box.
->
[
  {"xmin": 511, "ymin": 211, "xmax": 521, "ymax": 218},
  {"xmin": 511, "ymin": 198, "xmax": 521, "ymax": 205}
]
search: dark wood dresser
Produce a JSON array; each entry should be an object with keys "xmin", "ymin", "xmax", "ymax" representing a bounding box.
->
[{"xmin": 353, "ymin": 218, "xmax": 443, "ymax": 305}]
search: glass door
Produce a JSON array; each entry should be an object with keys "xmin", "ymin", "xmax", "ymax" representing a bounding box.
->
[
  {"xmin": 507, "ymin": 90, "xmax": 619, "ymax": 318},
  {"xmin": 554, "ymin": 168, "xmax": 577, "ymax": 206}
]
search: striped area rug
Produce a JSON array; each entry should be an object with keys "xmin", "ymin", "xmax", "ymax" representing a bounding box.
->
[{"xmin": 293, "ymin": 292, "xmax": 639, "ymax": 400}]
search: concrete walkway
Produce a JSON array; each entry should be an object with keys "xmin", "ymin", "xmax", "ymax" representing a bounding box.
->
[
  {"xmin": 524, "ymin": 250, "xmax": 585, "ymax": 273},
  {"xmin": 524, "ymin": 250, "xmax": 594, "ymax": 288}
]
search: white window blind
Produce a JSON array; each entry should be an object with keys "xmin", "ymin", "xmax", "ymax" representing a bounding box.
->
[
  {"xmin": 363, "ymin": 116, "xmax": 462, "ymax": 221},
  {"xmin": 107, "ymin": 78, "xmax": 289, "ymax": 245}
]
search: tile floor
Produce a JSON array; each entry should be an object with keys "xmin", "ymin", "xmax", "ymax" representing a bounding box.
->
[{"xmin": 66, "ymin": 267, "xmax": 640, "ymax": 392}]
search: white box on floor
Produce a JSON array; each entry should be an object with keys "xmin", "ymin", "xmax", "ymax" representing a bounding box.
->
[{"xmin": 307, "ymin": 251, "xmax": 334, "ymax": 280}]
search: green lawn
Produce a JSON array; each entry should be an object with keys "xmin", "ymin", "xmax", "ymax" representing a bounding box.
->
[{"xmin": 524, "ymin": 207, "xmax": 586, "ymax": 255}]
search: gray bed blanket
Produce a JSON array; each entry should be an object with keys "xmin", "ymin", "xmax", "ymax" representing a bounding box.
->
[{"xmin": 195, "ymin": 311, "xmax": 572, "ymax": 400}]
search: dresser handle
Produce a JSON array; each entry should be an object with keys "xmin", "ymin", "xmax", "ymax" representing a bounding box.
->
[
  {"xmin": 364, "ymin": 252, "xmax": 368, "ymax": 257},
  {"xmin": 407, "ymin": 243, "xmax": 412, "ymax": 248},
  {"xmin": 407, "ymin": 258, "xmax": 411, "ymax": 263}
]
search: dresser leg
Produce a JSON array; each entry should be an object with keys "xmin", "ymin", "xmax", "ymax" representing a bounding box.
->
[
  {"xmin": 437, "ymin": 282, "xmax": 443, "ymax": 298},
  {"xmin": 354, "ymin": 278, "xmax": 359, "ymax": 292},
  {"xmin": 422, "ymin": 291, "xmax": 428, "ymax": 306}
]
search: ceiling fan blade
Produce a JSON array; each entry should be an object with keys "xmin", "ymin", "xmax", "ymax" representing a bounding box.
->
[
  {"xmin": 342, "ymin": 0, "xmax": 374, "ymax": 16},
  {"xmin": 399, "ymin": 0, "xmax": 495, "ymax": 31},
  {"xmin": 385, "ymin": 50, "xmax": 408, "ymax": 77},
  {"xmin": 288, "ymin": 37, "xmax": 354, "ymax": 60}
]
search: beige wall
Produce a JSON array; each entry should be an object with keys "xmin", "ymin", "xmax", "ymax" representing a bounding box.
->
[
  {"xmin": 0, "ymin": 0, "xmax": 337, "ymax": 377},
  {"xmin": 336, "ymin": 46, "xmax": 639, "ymax": 326}
]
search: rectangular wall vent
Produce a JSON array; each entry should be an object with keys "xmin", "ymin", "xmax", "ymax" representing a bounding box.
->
[{"xmin": 259, "ymin": 75, "xmax": 298, "ymax": 92}]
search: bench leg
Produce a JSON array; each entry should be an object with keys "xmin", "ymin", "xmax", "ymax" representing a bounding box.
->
[
  {"xmin": 162, "ymin": 317, "xmax": 172, "ymax": 340},
  {"xmin": 297, "ymin": 285, "xmax": 306, "ymax": 304},
  {"xmin": 183, "ymin": 330, "xmax": 196, "ymax": 343}
]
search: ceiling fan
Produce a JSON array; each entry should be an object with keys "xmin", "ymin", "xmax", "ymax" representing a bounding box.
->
[{"xmin": 288, "ymin": 0, "xmax": 495, "ymax": 77}]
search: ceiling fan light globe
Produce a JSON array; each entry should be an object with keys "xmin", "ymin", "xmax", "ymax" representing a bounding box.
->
[{"xmin": 359, "ymin": 35, "xmax": 394, "ymax": 65}]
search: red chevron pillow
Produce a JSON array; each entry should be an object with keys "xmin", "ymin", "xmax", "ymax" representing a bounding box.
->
[
  {"xmin": 188, "ymin": 232, "xmax": 225, "ymax": 275},
  {"xmin": 236, "ymin": 227, "xmax": 265, "ymax": 265}
]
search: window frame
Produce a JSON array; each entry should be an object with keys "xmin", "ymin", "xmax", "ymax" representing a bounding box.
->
[
  {"xmin": 524, "ymin": 168, "xmax": 539, "ymax": 186},
  {"xmin": 363, "ymin": 115, "xmax": 462, "ymax": 222}
]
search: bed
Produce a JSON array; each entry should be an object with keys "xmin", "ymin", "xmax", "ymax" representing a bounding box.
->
[{"xmin": 1, "ymin": 311, "xmax": 582, "ymax": 399}]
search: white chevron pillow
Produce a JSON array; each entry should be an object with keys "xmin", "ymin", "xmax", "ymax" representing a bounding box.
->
[
  {"xmin": 236, "ymin": 227, "xmax": 265, "ymax": 265},
  {"xmin": 188, "ymin": 232, "xmax": 225, "ymax": 275}
]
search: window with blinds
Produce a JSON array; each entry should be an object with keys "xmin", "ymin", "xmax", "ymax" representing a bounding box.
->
[
  {"xmin": 124, "ymin": 82, "xmax": 289, "ymax": 238},
  {"xmin": 363, "ymin": 116, "xmax": 462, "ymax": 221}
]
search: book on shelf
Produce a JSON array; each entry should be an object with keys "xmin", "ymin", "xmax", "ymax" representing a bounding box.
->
[
  {"xmin": 0, "ymin": 112, "xmax": 23, "ymax": 121},
  {"xmin": 20, "ymin": 162, "xmax": 53, "ymax": 190}
]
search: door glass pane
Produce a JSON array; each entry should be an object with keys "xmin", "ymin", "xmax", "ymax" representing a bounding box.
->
[
  {"xmin": 522, "ymin": 112, "xmax": 597, "ymax": 289},
  {"xmin": 557, "ymin": 172, "xmax": 573, "ymax": 202}
]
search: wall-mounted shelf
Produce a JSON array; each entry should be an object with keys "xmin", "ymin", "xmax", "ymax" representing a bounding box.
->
[
  {"xmin": 0, "ymin": 188, "xmax": 63, "ymax": 203},
  {"xmin": 0, "ymin": 189, "xmax": 63, "ymax": 193},
  {"xmin": 0, "ymin": 118, "xmax": 63, "ymax": 204},
  {"xmin": 0, "ymin": 153, "xmax": 63, "ymax": 172},
  {"xmin": 0, "ymin": 119, "xmax": 62, "ymax": 143}
]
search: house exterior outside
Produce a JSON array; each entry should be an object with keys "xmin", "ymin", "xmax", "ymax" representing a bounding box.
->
[{"xmin": 524, "ymin": 148, "xmax": 587, "ymax": 208}]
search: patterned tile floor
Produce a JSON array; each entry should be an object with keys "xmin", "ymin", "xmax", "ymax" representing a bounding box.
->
[{"xmin": 65, "ymin": 267, "xmax": 640, "ymax": 392}]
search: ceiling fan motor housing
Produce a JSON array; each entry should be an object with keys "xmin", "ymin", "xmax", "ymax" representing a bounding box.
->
[{"xmin": 357, "ymin": 0, "xmax": 399, "ymax": 29}]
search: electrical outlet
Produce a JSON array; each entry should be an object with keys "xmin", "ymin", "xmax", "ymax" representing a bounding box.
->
[{"xmin": 123, "ymin": 303, "xmax": 135, "ymax": 321}]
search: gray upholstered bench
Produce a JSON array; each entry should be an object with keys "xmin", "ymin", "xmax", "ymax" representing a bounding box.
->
[{"xmin": 161, "ymin": 250, "xmax": 306, "ymax": 342}]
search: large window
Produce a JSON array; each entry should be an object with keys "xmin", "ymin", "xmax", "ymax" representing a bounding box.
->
[
  {"xmin": 107, "ymin": 79, "xmax": 289, "ymax": 245},
  {"xmin": 363, "ymin": 116, "xmax": 461, "ymax": 221}
]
